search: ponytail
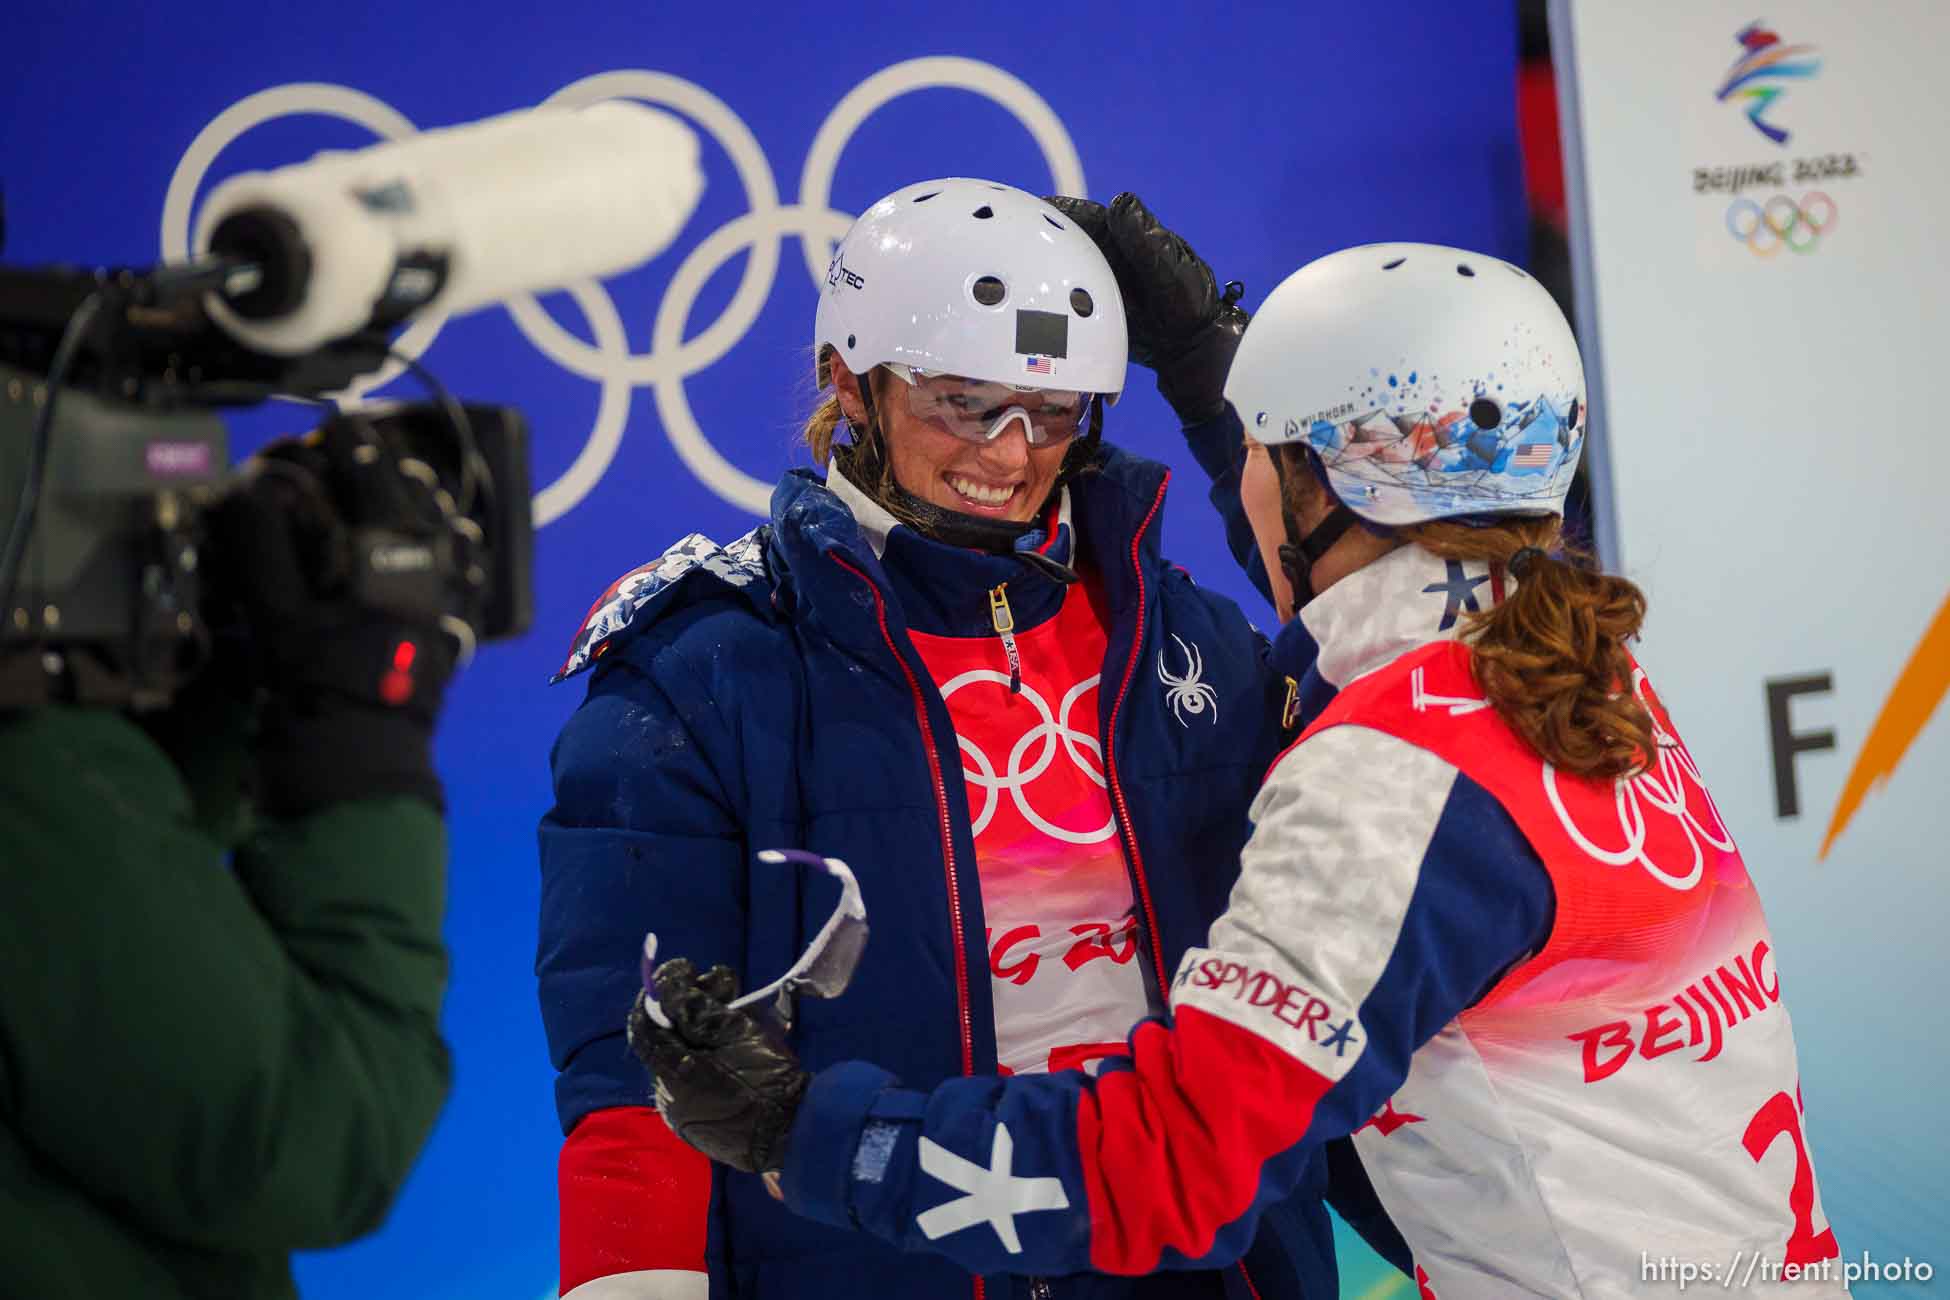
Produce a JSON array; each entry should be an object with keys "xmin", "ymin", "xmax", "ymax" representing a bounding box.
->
[
  {"xmin": 802, "ymin": 346, "xmax": 846, "ymax": 466},
  {"xmin": 1404, "ymin": 516, "xmax": 1656, "ymax": 779},
  {"xmin": 801, "ymin": 390, "xmax": 846, "ymax": 465}
]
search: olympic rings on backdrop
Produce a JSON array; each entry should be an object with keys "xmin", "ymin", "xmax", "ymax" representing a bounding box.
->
[
  {"xmin": 161, "ymin": 60, "xmax": 1087, "ymax": 524},
  {"xmin": 1725, "ymin": 191, "xmax": 1837, "ymax": 258}
]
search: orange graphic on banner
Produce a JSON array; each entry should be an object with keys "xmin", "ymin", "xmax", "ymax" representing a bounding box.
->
[{"xmin": 1818, "ymin": 592, "xmax": 1950, "ymax": 859}]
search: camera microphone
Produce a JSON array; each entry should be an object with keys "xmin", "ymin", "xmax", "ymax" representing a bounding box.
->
[{"xmin": 194, "ymin": 101, "xmax": 704, "ymax": 355}]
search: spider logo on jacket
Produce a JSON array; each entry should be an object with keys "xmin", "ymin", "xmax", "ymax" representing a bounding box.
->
[{"xmin": 1157, "ymin": 634, "xmax": 1219, "ymax": 728}]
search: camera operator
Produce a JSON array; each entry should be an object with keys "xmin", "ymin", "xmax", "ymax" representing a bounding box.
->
[
  {"xmin": 0, "ymin": 93, "xmax": 698, "ymax": 1295},
  {"xmin": 0, "ymin": 415, "xmax": 480, "ymax": 1299}
]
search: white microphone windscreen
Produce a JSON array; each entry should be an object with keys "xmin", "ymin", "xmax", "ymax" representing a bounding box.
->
[
  {"xmin": 195, "ymin": 100, "xmax": 705, "ymax": 354},
  {"xmin": 377, "ymin": 101, "xmax": 705, "ymax": 313}
]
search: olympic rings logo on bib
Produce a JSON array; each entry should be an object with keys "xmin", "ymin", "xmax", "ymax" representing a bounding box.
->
[
  {"xmin": 1542, "ymin": 670, "xmax": 1738, "ymax": 890},
  {"xmin": 161, "ymin": 62, "xmax": 1086, "ymax": 524},
  {"xmin": 939, "ymin": 669, "xmax": 1117, "ymax": 846},
  {"xmin": 1725, "ymin": 192, "xmax": 1837, "ymax": 257}
]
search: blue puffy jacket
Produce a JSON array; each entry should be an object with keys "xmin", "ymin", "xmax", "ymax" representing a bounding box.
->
[{"xmin": 537, "ymin": 430, "xmax": 1395, "ymax": 1300}]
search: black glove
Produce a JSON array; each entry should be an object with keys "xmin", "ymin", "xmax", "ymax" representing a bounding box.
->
[
  {"xmin": 1045, "ymin": 191, "xmax": 1249, "ymax": 426},
  {"xmin": 209, "ymin": 414, "xmax": 483, "ymax": 816},
  {"xmin": 628, "ymin": 958, "xmax": 809, "ymax": 1175}
]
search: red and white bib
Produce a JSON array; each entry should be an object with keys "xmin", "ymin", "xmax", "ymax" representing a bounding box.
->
[
  {"xmin": 1317, "ymin": 641, "xmax": 1842, "ymax": 1297},
  {"xmin": 910, "ymin": 578, "xmax": 1154, "ymax": 1078}
]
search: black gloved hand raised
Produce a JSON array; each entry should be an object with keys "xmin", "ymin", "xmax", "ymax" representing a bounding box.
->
[
  {"xmin": 628, "ymin": 958, "xmax": 810, "ymax": 1175},
  {"xmin": 1044, "ymin": 191, "xmax": 1248, "ymax": 426},
  {"xmin": 208, "ymin": 415, "xmax": 482, "ymax": 815}
]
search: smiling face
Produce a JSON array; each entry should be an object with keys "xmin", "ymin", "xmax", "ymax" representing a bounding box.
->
[{"xmin": 834, "ymin": 363, "xmax": 1071, "ymax": 524}]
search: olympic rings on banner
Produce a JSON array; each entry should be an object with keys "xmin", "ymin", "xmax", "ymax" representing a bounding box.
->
[
  {"xmin": 1724, "ymin": 191, "xmax": 1837, "ymax": 258},
  {"xmin": 161, "ymin": 59, "xmax": 1087, "ymax": 524}
]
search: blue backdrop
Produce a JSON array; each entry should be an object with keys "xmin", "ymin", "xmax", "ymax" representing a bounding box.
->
[{"xmin": 5, "ymin": 4, "xmax": 1523, "ymax": 1295}]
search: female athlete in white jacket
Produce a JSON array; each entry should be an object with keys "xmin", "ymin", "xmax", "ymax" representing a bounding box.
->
[{"xmin": 638, "ymin": 241, "xmax": 1845, "ymax": 1299}]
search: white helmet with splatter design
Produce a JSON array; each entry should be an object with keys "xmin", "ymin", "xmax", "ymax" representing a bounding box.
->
[{"xmin": 1226, "ymin": 241, "xmax": 1585, "ymax": 525}]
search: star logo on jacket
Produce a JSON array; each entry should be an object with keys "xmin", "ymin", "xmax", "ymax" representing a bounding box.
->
[
  {"xmin": 1157, "ymin": 634, "xmax": 1219, "ymax": 727},
  {"xmin": 915, "ymin": 1124, "xmax": 1069, "ymax": 1253},
  {"xmin": 1423, "ymin": 560, "xmax": 1490, "ymax": 632}
]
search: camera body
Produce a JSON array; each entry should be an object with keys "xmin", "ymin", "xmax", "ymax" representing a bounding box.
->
[
  {"xmin": 0, "ymin": 98, "xmax": 709, "ymax": 713},
  {"xmin": 0, "ymin": 364, "xmax": 226, "ymax": 708},
  {"xmin": 0, "ymin": 267, "xmax": 533, "ymax": 713}
]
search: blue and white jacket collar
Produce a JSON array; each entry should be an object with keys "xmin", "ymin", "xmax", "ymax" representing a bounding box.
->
[
  {"xmin": 1271, "ymin": 546, "xmax": 1504, "ymax": 724},
  {"xmin": 553, "ymin": 452, "xmax": 1154, "ymax": 681}
]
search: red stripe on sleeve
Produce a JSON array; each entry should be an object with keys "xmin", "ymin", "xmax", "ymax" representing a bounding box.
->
[
  {"xmin": 559, "ymin": 1105, "xmax": 712, "ymax": 1293},
  {"xmin": 1077, "ymin": 1008, "xmax": 1332, "ymax": 1274}
]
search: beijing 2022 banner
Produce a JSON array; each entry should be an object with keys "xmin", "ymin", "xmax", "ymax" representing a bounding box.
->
[
  {"xmin": 7, "ymin": 3, "xmax": 1525, "ymax": 1295},
  {"xmin": 1555, "ymin": 0, "xmax": 1948, "ymax": 1293}
]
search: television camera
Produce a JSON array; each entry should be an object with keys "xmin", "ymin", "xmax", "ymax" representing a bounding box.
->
[{"xmin": 0, "ymin": 99, "xmax": 703, "ymax": 711}]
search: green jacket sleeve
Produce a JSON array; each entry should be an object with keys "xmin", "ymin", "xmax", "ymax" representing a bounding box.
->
[{"xmin": 0, "ymin": 703, "xmax": 451, "ymax": 1252}]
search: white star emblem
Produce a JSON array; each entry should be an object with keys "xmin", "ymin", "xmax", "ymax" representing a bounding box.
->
[{"xmin": 914, "ymin": 1123, "xmax": 1070, "ymax": 1254}]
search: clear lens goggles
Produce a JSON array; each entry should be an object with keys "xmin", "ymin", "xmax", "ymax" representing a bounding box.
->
[
  {"xmin": 884, "ymin": 362, "xmax": 1093, "ymax": 448},
  {"xmin": 642, "ymin": 849, "xmax": 869, "ymax": 1030}
]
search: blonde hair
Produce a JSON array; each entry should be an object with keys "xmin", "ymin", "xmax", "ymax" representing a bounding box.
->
[
  {"xmin": 803, "ymin": 389, "xmax": 847, "ymax": 467},
  {"xmin": 801, "ymin": 346, "xmax": 930, "ymax": 529},
  {"xmin": 801, "ymin": 345, "xmax": 847, "ymax": 465}
]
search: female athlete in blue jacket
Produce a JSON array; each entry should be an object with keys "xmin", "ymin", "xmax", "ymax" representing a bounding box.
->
[{"xmin": 539, "ymin": 184, "xmax": 1401, "ymax": 1300}]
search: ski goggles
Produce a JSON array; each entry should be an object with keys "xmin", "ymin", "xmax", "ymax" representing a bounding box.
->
[
  {"xmin": 884, "ymin": 362, "xmax": 1096, "ymax": 447},
  {"xmin": 641, "ymin": 849, "xmax": 869, "ymax": 1030}
]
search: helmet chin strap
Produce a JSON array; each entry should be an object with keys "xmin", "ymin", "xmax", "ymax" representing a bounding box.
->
[
  {"xmin": 1269, "ymin": 445, "xmax": 1361, "ymax": 612},
  {"xmin": 838, "ymin": 376, "xmax": 1094, "ymax": 583}
]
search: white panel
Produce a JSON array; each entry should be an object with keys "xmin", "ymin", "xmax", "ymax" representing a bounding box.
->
[{"xmin": 1553, "ymin": 0, "xmax": 1950, "ymax": 1283}]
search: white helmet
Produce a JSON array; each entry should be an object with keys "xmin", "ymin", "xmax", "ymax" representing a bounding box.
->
[
  {"xmin": 815, "ymin": 178, "xmax": 1128, "ymax": 398},
  {"xmin": 1225, "ymin": 242, "xmax": 1586, "ymax": 525}
]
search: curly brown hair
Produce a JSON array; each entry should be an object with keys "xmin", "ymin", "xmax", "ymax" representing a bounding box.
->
[
  {"xmin": 1271, "ymin": 445, "xmax": 1655, "ymax": 778},
  {"xmin": 1404, "ymin": 515, "xmax": 1656, "ymax": 778}
]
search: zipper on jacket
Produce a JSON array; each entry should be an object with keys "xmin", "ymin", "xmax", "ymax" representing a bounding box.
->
[
  {"xmin": 828, "ymin": 553, "xmax": 976, "ymax": 1081},
  {"xmin": 1028, "ymin": 1278, "xmax": 1053, "ymax": 1300},
  {"xmin": 1103, "ymin": 477, "xmax": 1173, "ymax": 996},
  {"xmin": 989, "ymin": 584, "xmax": 1023, "ymax": 694}
]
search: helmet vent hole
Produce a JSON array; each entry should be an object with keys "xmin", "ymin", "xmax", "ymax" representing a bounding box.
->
[
  {"xmin": 972, "ymin": 205, "xmax": 995, "ymax": 220},
  {"xmin": 846, "ymin": 334, "xmax": 856, "ymax": 349},
  {"xmin": 911, "ymin": 191, "xmax": 939, "ymax": 203},
  {"xmin": 971, "ymin": 276, "xmax": 1008, "ymax": 307},
  {"xmin": 1508, "ymin": 264, "xmax": 1528, "ymax": 277},
  {"xmin": 1469, "ymin": 397, "xmax": 1502, "ymax": 428},
  {"xmin": 1382, "ymin": 257, "xmax": 1406, "ymax": 270},
  {"xmin": 1457, "ymin": 264, "xmax": 1477, "ymax": 277},
  {"xmin": 1044, "ymin": 214, "xmax": 1064, "ymax": 230},
  {"xmin": 1070, "ymin": 287, "xmax": 1094, "ymax": 317},
  {"xmin": 1567, "ymin": 397, "xmax": 1582, "ymax": 427},
  {"xmin": 990, "ymin": 184, "xmax": 1007, "ymax": 191}
]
